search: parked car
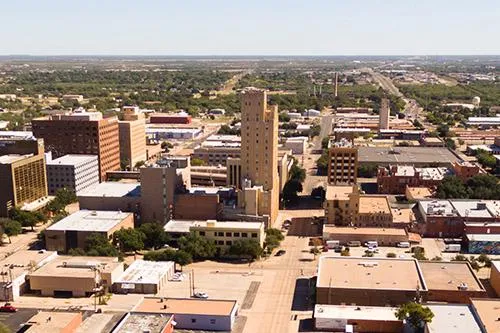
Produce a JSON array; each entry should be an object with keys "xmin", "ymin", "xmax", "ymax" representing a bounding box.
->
[
  {"xmin": 364, "ymin": 241, "xmax": 378, "ymax": 248},
  {"xmin": 170, "ymin": 272, "xmax": 184, "ymax": 282},
  {"xmin": 194, "ymin": 292, "xmax": 209, "ymax": 299},
  {"xmin": 347, "ymin": 241, "xmax": 361, "ymax": 247},
  {"xmin": 397, "ymin": 242, "xmax": 410, "ymax": 248},
  {"xmin": 333, "ymin": 245, "xmax": 343, "ymax": 253},
  {"xmin": 0, "ymin": 303, "xmax": 17, "ymax": 312},
  {"xmin": 275, "ymin": 250, "xmax": 286, "ymax": 256}
]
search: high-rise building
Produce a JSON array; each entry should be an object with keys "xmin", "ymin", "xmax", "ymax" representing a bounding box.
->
[
  {"xmin": 0, "ymin": 139, "xmax": 48, "ymax": 217},
  {"xmin": 238, "ymin": 88, "xmax": 279, "ymax": 225},
  {"xmin": 379, "ymin": 98, "xmax": 390, "ymax": 130},
  {"xmin": 327, "ymin": 139, "xmax": 358, "ymax": 185},
  {"xmin": 119, "ymin": 106, "xmax": 147, "ymax": 170},
  {"xmin": 32, "ymin": 108, "xmax": 120, "ymax": 181},
  {"xmin": 46, "ymin": 154, "xmax": 99, "ymax": 195}
]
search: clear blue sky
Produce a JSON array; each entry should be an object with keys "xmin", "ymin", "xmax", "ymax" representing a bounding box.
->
[{"xmin": 2, "ymin": 0, "xmax": 499, "ymax": 55}]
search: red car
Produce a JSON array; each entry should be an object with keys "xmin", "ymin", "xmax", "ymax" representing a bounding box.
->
[{"xmin": 0, "ymin": 303, "xmax": 17, "ymax": 312}]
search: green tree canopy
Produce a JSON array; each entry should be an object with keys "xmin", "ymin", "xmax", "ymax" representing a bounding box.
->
[
  {"xmin": 139, "ymin": 222, "xmax": 170, "ymax": 249},
  {"xmin": 84, "ymin": 233, "xmax": 119, "ymax": 257},
  {"xmin": 228, "ymin": 239, "xmax": 263, "ymax": 259},
  {"xmin": 190, "ymin": 158, "xmax": 206, "ymax": 166},
  {"xmin": 178, "ymin": 232, "xmax": 217, "ymax": 260},
  {"xmin": 282, "ymin": 179, "xmax": 303, "ymax": 204},
  {"xmin": 113, "ymin": 228, "xmax": 145, "ymax": 253},
  {"xmin": 144, "ymin": 248, "xmax": 193, "ymax": 267},
  {"xmin": 436, "ymin": 176, "xmax": 469, "ymax": 199},
  {"xmin": 0, "ymin": 218, "xmax": 22, "ymax": 243},
  {"xmin": 395, "ymin": 302, "xmax": 434, "ymax": 331},
  {"xmin": 289, "ymin": 159, "xmax": 306, "ymax": 183}
]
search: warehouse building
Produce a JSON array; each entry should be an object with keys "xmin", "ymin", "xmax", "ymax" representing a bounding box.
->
[
  {"xmin": 316, "ymin": 257, "xmax": 427, "ymax": 306},
  {"xmin": 29, "ymin": 255, "xmax": 124, "ymax": 297},
  {"xmin": 133, "ymin": 297, "xmax": 238, "ymax": 331},
  {"xmin": 322, "ymin": 226, "xmax": 409, "ymax": 246},
  {"xmin": 358, "ymin": 147, "xmax": 459, "ymax": 167},
  {"xmin": 45, "ymin": 210, "xmax": 134, "ymax": 252},
  {"xmin": 111, "ymin": 312, "xmax": 175, "ymax": 333},
  {"xmin": 466, "ymin": 234, "xmax": 500, "ymax": 254},
  {"xmin": 113, "ymin": 260, "xmax": 175, "ymax": 294}
]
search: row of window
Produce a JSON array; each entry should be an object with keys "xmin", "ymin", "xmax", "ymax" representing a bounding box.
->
[{"xmin": 199, "ymin": 231, "xmax": 258, "ymax": 238}]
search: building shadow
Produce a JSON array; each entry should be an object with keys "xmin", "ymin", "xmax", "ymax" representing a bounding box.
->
[
  {"xmin": 292, "ymin": 277, "xmax": 315, "ymax": 311},
  {"xmin": 298, "ymin": 318, "xmax": 314, "ymax": 332}
]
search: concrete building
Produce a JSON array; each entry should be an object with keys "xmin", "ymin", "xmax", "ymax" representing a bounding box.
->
[
  {"xmin": 133, "ymin": 297, "xmax": 238, "ymax": 331},
  {"xmin": 470, "ymin": 298, "xmax": 500, "ymax": 333},
  {"xmin": 45, "ymin": 210, "xmax": 134, "ymax": 252},
  {"xmin": 379, "ymin": 98, "xmax": 390, "ymax": 130},
  {"xmin": 78, "ymin": 182, "xmax": 141, "ymax": 214},
  {"xmin": 316, "ymin": 257, "xmax": 427, "ymax": 306},
  {"xmin": 358, "ymin": 147, "xmax": 459, "ymax": 167},
  {"xmin": 0, "ymin": 138, "xmax": 48, "ymax": 217},
  {"xmin": 46, "ymin": 154, "xmax": 99, "ymax": 195},
  {"xmin": 146, "ymin": 126, "xmax": 202, "ymax": 140},
  {"xmin": 174, "ymin": 191, "xmax": 223, "ymax": 220},
  {"xmin": 239, "ymin": 88, "xmax": 279, "ymax": 225},
  {"xmin": 466, "ymin": 233, "xmax": 500, "ymax": 254},
  {"xmin": 192, "ymin": 143, "xmax": 240, "ymax": 165},
  {"xmin": 490, "ymin": 261, "xmax": 500, "ymax": 296},
  {"xmin": 29, "ymin": 255, "xmax": 124, "ymax": 297},
  {"xmin": 420, "ymin": 136, "xmax": 445, "ymax": 147},
  {"xmin": 113, "ymin": 260, "xmax": 175, "ymax": 294},
  {"xmin": 377, "ymin": 165, "xmax": 449, "ymax": 194},
  {"xmin": 0, "ymin": 250, "xmax": 57, "ymax": 301},
  {"xmin": 190, "ymin": 220, "xmax": 265, "ymax": 250},
  {"xmin": 324, "ymin": 185, "xmax": 354, "ymax": 225},
  {"xmin": 21, "ymin": 311, "xmax": 83, "ymax": 333},
  {"xmin": 32, "ymin": 109, "xmax": 121, "ymax": 181},
  {"xmin": 313, "ymin": 304, "xmax": 402, "ymax": 333},
  {"xmin": 327, "ymin": 139, "xmax": 358, "ymax": 185},
  {"xmin": 62, "ymin": 94, "xmax": 84, "ymax": 102},
  {"xmin": 419, "ymin": 261, "xmax": 487, "ymax": 303},
  {"xmin": 119, "ymin": 106, "xmax": 147, "ymax": 170},
  {"xmin": 323, "ymin": 226, "xmax": 409, "ymax": 246},
  {"xmin": 425, "ymin": 304, "xmax": 482, "ymax": 333},
  {"xmin": 190, "ymin": 165, "xmax": 228, "ymax": 187},
  {"xmin": 149, "ymin": 113, "xmax": 192, "ymax": 124},
  {"xmin": 284, "ymin": 136, "xmax": 308, "ymax": 154},
  {"xmin": 140, "ymin": 157, "xmax": 191, "ymax": 224},
  {"xmin": 112, "ymin": 313, "xmax": 174, "ymax": 333}
]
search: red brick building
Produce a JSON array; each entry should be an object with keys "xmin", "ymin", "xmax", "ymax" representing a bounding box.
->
[
  {"xmin": 149, "ymin": 113, "xmax": 192, "ymax": 124},
  {"xmin": 377, "ymin": 165, "xmax": 448, "ymax": 194}
]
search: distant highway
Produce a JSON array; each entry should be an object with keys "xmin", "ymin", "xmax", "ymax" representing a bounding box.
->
[{"xmin": 314, "ymin": 114, "xmax": 334, "ymax": 150}]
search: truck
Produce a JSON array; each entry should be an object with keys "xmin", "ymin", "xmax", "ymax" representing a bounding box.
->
[
  {"xmin": 444, "ymin": 244, "xmax": 461, "ymax": 252},
  {"xmin": 326, "ymin": 240, "xmax": 340, "ymax": 249}
]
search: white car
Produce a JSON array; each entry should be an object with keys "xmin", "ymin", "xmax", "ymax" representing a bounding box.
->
[
  {"xmin": 194, "ymin": 291, "xmax": 209, "ymax": 299},
  {"xmin": 170, "ymin": 273, "xmax": 184, "ymax": 282}
]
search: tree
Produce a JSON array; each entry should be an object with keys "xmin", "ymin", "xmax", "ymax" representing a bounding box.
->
[
  {"xmin": 395, "ymin": 302, "xmax": 434, "ymax": 331},
  {"xmin": 144, "ymin": 248, "xmax": 193, "ymax": 267},
  {"xmin": 437, "ymin": 124, "xmax": 450, "ymax": 137},
  {"xmin": 476, "ymin": 151, "xmax": 496, "ymax": 169},
  {"xmin": 54, "ymin": 188, "xmax": 77, "ymax": 206},
  {"xmin": 311, "ymin": 186, "xmax": 326, "ymax": 201},
  {"xmin": 357, "ymin": 163, "xmax": 378, "ymax": 178},
  {"xmin": 321, "ymin": 137, "xmax": 330, "ymax": 149},
  {"xmin": 228, "ymin": 239, "xmax": 263, "ymax": 259},
  {"xmin": 190, "ymin": 158, "xmax": 206, "ymax": 166},
  {"xmin": 316, "ymin": 151, "xmax": 329, "ymax": 175},
  {"xmin": 0, "ymin": 219, "xmax": 22, "ymax": 243},
  {"xmin": 134, "ymin": 160, "xmax": 146, "ymax": 169},
  {"xmin": 84, "ymin": 233, "xmax": 119, "ymax": 257},
  {"xmin": 9, "ymin": 208, "xmax": 40, "ymax": 231},
  {"xmin": 412, "ymin": 247, "xmax": 428, "ymax": 261},
  {"xmin": 436, "ymin": 176, "xmax": 469, "ymax": 199},
  {"xmin": 467, "ymin": 174, "xmax": 500, "ymax": 199},
  {"xmin": 178, "ymin": 232, "xmax": 217, "ymax": 260},
  {"xmin": 445, "ymin": 138, "xmax": 456, "ymax": 150},
  {"xmin": 279, "ymin": 112, "xmax": 290, "ymax": 122},
  {"xmin": 289, "ymin": 160, "xmax": 306, "ymax": 183},
  {"xmin": 113, "ymin": 228, "xmax": 145, "ymax": 253},
  {"xmin": 139, "ymin": 222, "xmax": 169, "ymax": 249},
  {"xmin": 282, "ymin": 179, "xmax": 303, "ymax": 204},
  {"xmin": 265, "ymin": 228, "xmax": 284, "ymax": 250}
]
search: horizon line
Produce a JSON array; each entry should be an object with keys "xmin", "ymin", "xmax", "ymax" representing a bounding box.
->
[{"xmin": 1, "ymin": 54, "xmax": 499, "ymax": 57}]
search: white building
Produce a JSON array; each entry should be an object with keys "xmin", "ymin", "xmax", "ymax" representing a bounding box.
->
[
  {"xmin": 46, "ymin": 154, "xmax": 99, "ymax": 195},
  {"xmin": 113, "ymin": 260, "xmax": 175, "ymax": 294},
  {"xmin": 284, "ymin": 136, "xmax": 308, "ymax": 154}
]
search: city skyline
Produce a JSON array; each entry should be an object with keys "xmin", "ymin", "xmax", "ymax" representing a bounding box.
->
[{"xmin": 1, "ymin": 0, "xmax": 499, "ymax": 56}]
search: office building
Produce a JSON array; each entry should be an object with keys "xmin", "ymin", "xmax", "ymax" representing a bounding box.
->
[
  {"xmin": 32, "ymin": 109, "xmax": 120, "ymax": 181},
  {"xmin": 46, "ymin": 154, "xmax": 99, "ymax": 195},
  {"xmin": 327, "ymin": 139, "xmax": 358, "ymax": 185},
  {"xmin": 379, "ymin": 98, "xmax": 390, "ymax": 130},
  {"xmin": 45, "ymin": 210, "xmax": 134, "ymax": 252},
  {"xmin": 113, "ymin": 260, "xmax": 175, "ymax": 294},
  {"xmin": 0, "ymin": 138, "xmax": 48, "ymax": 217},
  {"xmin": 119, "ymin": 106, "xmax": 147, "ymax": 170},
  {"xmin": 149, "ymin": 112, "xmax": 192, "ymax": 124},
  {"xmin": 133, "ymin": 297, "xmax": 238, "ymax": 331},
  {"xmin": 189, "ymin": 220, "xmax": 265, "ymax": 250},
  {"xmin": 239, "ymin": 88, "xmax": 279, "ymax": 225},
  {"xmin": 29, "ymin": 255, "xmax": 124, "ymax": 297}
]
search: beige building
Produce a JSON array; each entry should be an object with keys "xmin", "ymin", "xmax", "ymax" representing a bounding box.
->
[
  {"xmin": 119, "ymin": 106, "xmax": 147, "ymax": 170},
  {"xmin": 21, "ymin": 311, "xmax": 83, "ymax": 333},
  {"xmin": 0, "ymin": 139, "xmax": 48, "ymax": 217},
  {"xmin": 327, "ymin": 139, "xmax": 358, "ymax": 185},
  {"xmin": 379, "ymin": 98, "xmax": 390, "ymax": 130},
  {"xmin": 324, "ymin": 185, "xmax": 353, "ymax": 225},
  {"xmin": 490, "ymin": 261, "xmax": 500, "ymax": 297},
  {"xmin": 29, "ymin": 255, "xmax": 124, "ymax": 297},
  {"xmin": 238, "ymin": 88, "xmax": 279, "ymax": 225},
  {"xmin": 45, "ymin": 210, "xmax": 134, "ymax": 253},
  {"xmin": 323, "ymin": 226, "xmax": 409, "ymax": 246},
  {"xmin": 190, "ymin": 220, "xmax": 265, "ymax": 250}
]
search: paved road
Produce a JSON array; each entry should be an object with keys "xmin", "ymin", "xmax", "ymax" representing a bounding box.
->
[
  {"xmin": 314, "ymin": 115, "xmax": 334, "ymax": 150},
  {"xmin": 363, "ymin": 67, "xmax": 403, "ymax": 97}
]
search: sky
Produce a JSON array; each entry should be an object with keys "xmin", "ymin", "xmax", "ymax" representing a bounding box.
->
[{"xmin": 1, "ymin": 0, "xmax": 499, "ymax": 56}]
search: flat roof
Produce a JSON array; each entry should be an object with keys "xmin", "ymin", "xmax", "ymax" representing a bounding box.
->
[
  {"xmin": 358, "ymin": 147, "xmax": 459, "ymax": 165},
  {"xmin": 407, "ymin": 187, "xmax": 432, "ymax": 198},
  {"xmin": 24, "ymin": 311, "xmax": 81, "ymax": 333},
  {"xmin": 47, "ymin": 154, "xmax": 97, "ymax": 166},
  {"xmin": 392, "ymin": 208, "xmax": 414, "ymax": 224},
  {"xmin": 188, "ymin": 186, "xmax": 232, "ymax": 194},
  {"xmin": 426, "ymin": 304, "xmax": 482, "ymax": 333},
  {"xmin": 470, "ymin": 298, "xmax": 500, "ymax": 333},
  {"xmin": 0, "ymin": 154, "xmax": 33, "ymax": 164},
  {"xmin": 419, "ymin": 261, "xmax": 484, "ymax": 291},
  {"xmin": 29, "ymin": 255, "xmax": 121, "ymax": 278},
  {"xmin": 78, "ymin": 182, "xmax": 141, "ymax": 198},
  {"xmin": 317, "ymin": 257, "xmax": 426, "ymax": 291},
  {"xmin": 450, "ymin": 200, "xmax": 497, "ymax": 218},
  {"xmin": 325, "ymin": 185, "xmax": 353, "ymax": 200},
  {"xmin": 115, "ymin": 260, "xmax": 174, "ymax": 285},
  {"xmin": 323, "ymin": 226, "xmax": 407, "ymax": 236},
  {"xmin": 190, "ymin": 220, "xmax": 264, "ymax": 230},
  {"xmin": 0, "ymin": 250, "xmax": 57, "ymax": 281},
  {"xmin": 134, "ymin": 297, "xmax": 237, "ymax": 316},
  {"xmin": 466, "ymin": 233, "xmax": 500, "ymax": 242},
  {"xmin": 164, "ymin": 220, "xmax": 196, "ymax": 233},
  {"xmin": 313, "ymin": 304, "xmax": 399, "ymax": 322},
  {"xmin": 419, "ymin": 200, "xmax": 457, "ymax": 217},
  {"xmin": 113, "ymin": 313, "xmax": 172, "ymax": 333},
  {"xmin": 47, "ymin": 210, "xmax": 132, "ymax": 232},
  {"xmin": 358, "ymin": 196, "xmax": 391, "ymax": 214}
]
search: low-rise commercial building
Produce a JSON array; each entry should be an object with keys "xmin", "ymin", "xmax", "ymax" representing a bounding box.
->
[
  {"xmin": 377, "ymin": 165, "xmax": 449, "ymax": 194},
  {"xmin": 316, "ymin": 257, "xmax": 427, "ymax": 306},
  {"xmin": 358, "ymin": 147, "xmax": 459, "ymax": 167},
  {"xmin": 133, "ymin": 297, "xmax": 238, "ymax": 332},
  {"xmin": 20, "ymin": 311, "xmax": 83, "ymax": 333},
  {"xmin": 112, "ymin": 313, "xmax": 174, "ymax": 333},
  {"xmin": 78, "ymin": 182, "xmax": 141, "ymax": 214},
  {"xmin": 113, "ymin": 260, "xmax": 175, "ymax": 294},
  {"xmin": 420, "ymin": 136, "xmax": 444, "ymax": 147},
  {"xmin": 452, "ymin": 161, "xmax": 483, "ymax": 181},
  {"xmin": 46, "ymin": 154, "xmax": 99, "ymax": 195},
  {"xmin": 405, "ymin": 186, "xmax": 433, "ymax": 201},
  {"xmin": 470, "ymin": 298, "xmax": 500, "ymax": 333},
  {"xmin": 466, "ymin": 233, "xmax": 500, "ymax": 254},
  {"xmin": 419, "ymin": 261, "xmax": 487, "ymax": 303},
  {"xmin": 324, "ymin": 185, "xmax": 353, "ymax": 225},
  {"xmin": 0, "ymin": 250, "xmax": 57, "ymax": 301},
  {"xmin": 146, "ymin": 126, "xmax": 202, "ymax": 140},
  {"xmin": 190, "ymin": 220, "xmax": 265, "ymax": 250},
  {"xmin": 490, "ymin": 261, "xmax": 500, "ymax": 296},
  {"xmin": 45, "ymin": 210, "xmax": 134, "ymax": 252},
  {"xmin": 313, "ymin": 304, "xmax": 402, "ymax": 333},
  {"xmin": 322, "ymin": 226, "xmax": 409, "ymax": 246},
  {"xmin": 283, "ymin": 136, "xmax": 308, "ymax": 154},
  {"xmin": 425, "ymin": 304, "xmax": 482, "ymax": 333},
  {"xmin": 149, "ymin": 113, "xmax": 192, "ymax": 124},
  {"xmin": 29, "ymin": 255, "xmax": 124, "ymax": 297}
]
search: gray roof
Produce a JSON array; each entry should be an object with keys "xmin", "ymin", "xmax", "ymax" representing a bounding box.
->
[
  {"xmin": 358, "ymin": 147, "xmax": 459, "ymax": 165},
  {"xmin": 426, "ymin": 304, "xmax": 482, "ymax": 333},
  {"xmin": 47, "ymin": 210, "xmax": 132, "ymax": 232},
  {"xmin": 78, "ymin": 182, "xmax": 141, "ymax": 198}
]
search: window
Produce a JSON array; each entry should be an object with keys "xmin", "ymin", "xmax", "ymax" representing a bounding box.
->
[
  {"xmin": 217, "ymin": 240, "xmax": 224, "ymax": 245},
  {"xmin": 210, "ymin": 319, "xmax": 216, "ymax": 324},
  {"xmin": 226, "ymin": 240, "xmax": 232, "ymax": 246},
  {"xmin": 199, "ymin": 231, "xmax": 205, "ymax": 236},
  {"xmin": 191, "ymin": 319, "xmax": 197, "ymax": 323},
  {"xmin": 242, "ymin": 232, "xmax": 248, "ymax": 237},
  {"xmin": 252, "ymin": 233, "xmax": 258, "ymax": 238},
  {"xmin": 217, "ymin": 232, "xmax": 224, "ymax": 237},
  {"xmin": 234, "ymin": 232, "xmax": 240, "ymax": 237},
  {"xmin": 226, "ymin": 232, "xmax": 232, "ymax": 237}
]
